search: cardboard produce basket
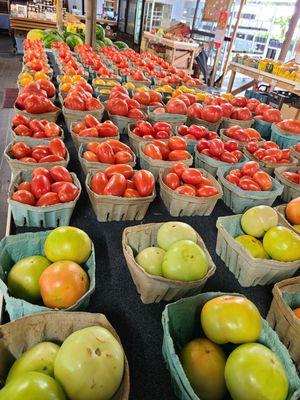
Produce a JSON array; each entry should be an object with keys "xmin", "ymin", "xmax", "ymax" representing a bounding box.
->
[
  {"xmin": 139, "ymin": 142, "xmax": 193, "ymax": 181},
  {"xmin": 122, "ymin": 223, "xmax": 216, "ymax": 304},
  {"xmin": 70, "ymin": 122, "xmax": 120, "ymax": 151},
  {"xmin": 221, "ymin": 117, "xmax": 254, "ymax": 130},
  {"xmin": 8, "ymin": 171, "xmax": 81, "ymax": 228},
  {"xmin": 63, "ymin": 105, "xmax": 105, "ymax": 130},
  {"xmin": 267, "ymin": 277, "xmax": 300, "ymax": 370},
  {"xmin": 194, "ymin": 147, "xmax": 248, "ymax": 177},
  {"xmin": 0, "ymin": 312, "xmax": 130, "ymax": 399},
  {"xmin": 291, "ymin": 144, "xmax": 300, "ymax": 163},
  {"xmin": 86, "ymin": 172, "xmax": 155, "ymax": 222},
  {"xmin": 217, "ymin": 164, "xmax": 283, "ymax": 214},
  {"xmin": 10, "ymin": 124, "xmax": 64, "ymax": 146},
  {"xmin": 174, "ymin": 127, "xmax": 198, "ymax": 155},
  {"xmin": 187, "ymin": 116, "xmax": 221, "ymax": 132},
  {"xmin": 275, "ymin": 204, "xmax": 300, "ymax": 236},
  {"xmin": 159, "ymin": 168, "xmax": 223, "ymax": 217},
  {"xmin": 0, "ymin": 231, "xmax": 96, "ymax": 320},
  {"xmin": 219, "ymin": 128, "xmax": 264, "ymax": 150},
  {"xmin": 4, "ymin": 140, "xmax": 70, "ymax": 177},
  {"xmin": 79, "ymin": 144, "xmax": 136, "ymax": 175},
  {"xmin": 271, "ymin": 123, "xmax": 300, "ymax": 149},
  {"xmin": 274, "ymin": 166, "xmax": 300, "ymax": 202},
  {"xmin": 252, "ymin": 116, "xmax": 272, "ymax": 139},
  {"xmin": 108, "ymin": 112, "xmax": 147, "ymax": 135},
  {"xmin": 148, "ymin": 111, "xmax": 187, "ymax": 130},
  {"xmin": 14, "ymin": 105, "xmax": 60, "ymax": 123},
  {"xmin": 216, "ymin": 214, "xmax": 300, "ymax": 287},
  {"xmin": 162, "ymin": 292, "xmax": 300, "ymax": 400},
  {"xmin": 127, "ymin": 123, "xmax": 154, "ymax": 156}
]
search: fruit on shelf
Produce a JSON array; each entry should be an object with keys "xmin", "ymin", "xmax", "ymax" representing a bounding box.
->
[
  {"xmin": 225, "ymin": 126, "xmax": 262, "ymax": 142},
  {"xmin": 131, "ymin": 120, "xmax": 172, "ymax": 140},
  {"xmin": 73, "ymin": 116, "xmax": 119, "ymax": 138},
  {"xmin": 197, "ymin": 137, "xmax": 243, "ymax": 163},
  {"xmin": 12, "ymin": 115, "xmax": 62, "ymax": 139}
]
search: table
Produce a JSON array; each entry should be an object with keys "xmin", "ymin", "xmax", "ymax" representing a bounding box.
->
[{"xmin": 227, "ymin": 61, "xmax": 300, "ymax": 96}]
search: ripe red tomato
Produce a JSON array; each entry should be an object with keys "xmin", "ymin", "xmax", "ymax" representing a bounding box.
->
[
  {"xmin": 84, "ymin": 114, "xmax": 99, "ymax": 128},
  {"xmin": 166, "ymin": 99, "xmax": 187, "ymax": 115},
  {"xmin": 153, "ymin": 122, "xmax": 172, "ymax": 133},
  {"xmin": 104, "ymin": 164, "xmax": 134, "ymax": 179},
  {"xmin": 73, "ymin": 122, "xmax": 86, "ymax": 134},
  {"xmin": 49, "ymin": 138, "xmax": 66, "ymax": 158},
  {"xmin": 136, "ymin": 121, "xmax": 154, "ymax": 136},
  {"xmin": 208, "ymin": 139, "xmax": 224, "ymax": 156},
  {"xmin": 220, "ymin": 103, "xmax": 234, "ymax": 118},
  {"xmin": 188, "ymin": 125, "xmax": 207, "ymax": 140},
  {"xmin": 85, "ymin": 98, "xmax": 103, "ymax": 111},
  {"xmin": 103, "ymin": 173, "xmax": 127, "ymax": 196},
  {"xmin": 32, "ymin": 147, "xmax": 50, "ymax": 161},
  {"xmin": 197, "ymin": 186, "xmax": 219, "ymax": 197},
  {"xmin": 282, "ymin": 172, "xmax": 300, "ymax": 184},
  {"xmin": 262, "ymin": 155, "xmax": 278, "ymax": 164},
  {"xmin": 86, "ymin": 142, "xmax": 100, "ymax": 153},
  {"xmin": 124, "ymin": 188, "xmax": 141, "ymax": 198},
  {"xmin": 187, "ymin": 103, "xmax": 203, "ymax": 119},
  {"xmin": 277, "ymin": 119, "xmax": 300, "ymax": 134},
  {"xmin": 126, "ymin": 180, "xmax": 136, "ymax": 189},
  {"xmin": 12, "ymin": 189, "xmax": 35, "ymax": 205},
  {"xmin": 182, "ymin": 168, "xmax": 203, "ymax": 185},
  {"xmin": 83, "ymin": 150, "xmax": 98, "ymax": 162},
  {"xmin": 44, "ymin": 122, "xmax": 60, "ymax": 137},
  {"xmin": 253, "ymin": 148, "xmax": 266, "ymax": 159},
  {"xmin": 12, "ymin": 142, "xmax": 32, "ymax": 159},
  {"xmin": 170, "ymin": 162, "xmax": 188, "ymax": 178},
  {"xmin": 255, "ymin": 103, "xmax": 271, "ymax": 116},
  {"xmin": 148, "ymin": 90, "xmax": 162, "ymax": 104},
  {"xmin": 238, "ymin": 176, "xmax": 262, "ymax": 191},
  {"xmin": 36, "ymin": 192, "xmax": 60, "ymax": 206},
  {"xmin": 175, "ymin": 185, "xmax": 196, "ymax": 196},
  {"xmin": 244, "ymin": 128, "xmax": 261, "ymax": 141},
  {"xmin": 143, "ymin": 143, "xmax": 162, "ymax": 160},
  {"xmin": 241, "ymin": 161, "xmax": 260, "ymax": 177},
  {"xmin": 246, "ymin": 142, "xmax": 259, "ymax": 154},
  {"xmin": 155, "ymin": 130, "xmax": 169, "ymax": 139},
  {"xmin": 231, "ymin": 150, "xmax": 243, "ymax": 160},
  {"xmin": 231, "ymin": 107, "xmax": 252, "ymax": 121},
  {"xmin": 128, "ymin": 108, "xmax": 145, "ymax": 119},
  {"xmin": 151, "ymin": 140, "xmax": 170, "ymax": 159},
  {"xmin": 14, "ymin": 124, "xmax": 33, "ymax": 137},
  {"xmin": 64, "ymin": 95, "xmax": 85, "ymax": 111},
  {"xmin": 224, "ymin": 141, "xmax": 238, "ymax": 152},
  {"xmin": 133, "ymin": 91, "xmax": 150, "ymax": 106},
  {"xmin": 12, "ymin": 114, "xmax": 30, "ymax": 127},
  {"xmin": 246, "ymin": 98, "xmax": 260, "ymax": 112},
  {"xmin": 51, "ymin": 181, "xmax": 66, "ymax": 193},
  {"xmin": 29, "ymin": 119, "xmax": 44, "ymax": 133},
  {"xmin": 114, "ymin": 151, "xmax": 133, "ymax": 164},
  {"xmin": 168, "ymin": 136, "xmax": 187, "ymax": 151},
  {"xmin": 220, "ymin": 152, "xmax": 238, "ymax": 163},
  {"xmin": 231, "ymin": 96, "xmax": 247, "ymax": 107},
  {"xmin": 96, "ymin": 142, "xmax": 115, "ymax": 164},
  {"xmin": 18, "ymin": 181, "xmax": 31, "ymax": 191},
  {"xmin": 91, "ymin": 171, "xmax": 108, "ymax": 194},
  {"xmin": 198, "ymin": 177, "xmax": 213, "ymax": 187},
  {"xmin": 126, "ymin": 99, "xmax": 141, "ymax": 111},
  {"xmin": 32, "ymin": 167, "xmax": 52, "ymax": 182},
  {"xmin": 98, "ymin": 123, "xmax": 119, "ymax": 138},
  {"xmin": 201, "ymin": 105, "xmax": 222, "ymax": 122},
  {"xmin": 107, "ymin": 99, "xmax": 128, "ymax": 116},
  {"xmin": 31, "ymin": 175, "xmax": 51, "ymax": 198},
  {"xmin": 262, "ymin": 109, "xmax": 282, "ymax": 123},
  {"xmin": 264, "ymin": 148, "xmax": 282, "ymax": 161},
  {"xmin": 196, "ymin": 139, "xmax": 210, "ymax": 153},
  {"xmin": 225, "ymin": 174, "xmax": 240, "ymax": 185},
  {"xmin": 163, "ymin": 172, "xmax": 180, "ymax": 190},
  {"xmin": 58, "ymin": 182, "xmax": 78, "ymax": 202},
  {"xmin": 176, "ymin": 95, "xmax": 190, "ymax": 107},
  {"xmin": 50, "ymin": 166, "xmax": 72, "ymax": 182},
  {"xmin": 168, "ymin": 150, "xmax": 190, "ymax": 161},
  {"xmin": 78, "ymin": 127, "xmax": 98, "ymax": 138},
  {"xmin": 253, "ymin": 171, "xmax": 273, "ymax": 190},
  {"xmin": 281, "ymin": 149, "xmax": 291, "ymax": 160},
  {"xmin": 133, "ymin": 170, "xmax": 155, "ymax": 197},
  {"xmin": 262, "ymin": 141, "xmax": 279, "ymax": 150},
  {"xmin": 106, "ymin": 140, "xmax": 132, "ymax": 154}
]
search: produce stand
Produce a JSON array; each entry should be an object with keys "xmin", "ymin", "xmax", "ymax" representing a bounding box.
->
[{"xmin": 142, "ymin": 31, "xmax": 199, "ymax": 74}]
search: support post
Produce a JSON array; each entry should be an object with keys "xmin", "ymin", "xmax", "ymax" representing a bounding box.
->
[
  {"xmin": 86, "ymin": 0, "xmax": 97, "ymax": 49},
  {"xmin": 56, "ymin": 0, "xmax": 63, "ymax": 33},
  {"xmin": 278, "ymin": 0, "xmax": 300, "ymax": 61}
]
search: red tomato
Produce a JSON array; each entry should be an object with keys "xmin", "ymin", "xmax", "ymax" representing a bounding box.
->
[
  {"xmin": 85, "ymin": 98, "xmax": 103, "ymax": 111},
  {"xmin": 255, "ymin": 103, "xmax": 271, "ymax": 116},
  {"xmin": 262, "ymin": 109, "xmax": 282, "ymax": 123},
  {"xmin": 201, "ymin": 105, "xmax": 222, "ymax": 122},
  {"xmin": 220, "ymin": 103, "xmax": 234, "ymax": 118},
  {"xmin": 168, "ymin": 150, "xmax": 190, "ymax": 161},
  {"xmin": 31, "ymin": 175, "xmax": 51, "ymax": 198},
  {"xmin": 14, "ymin": 125, "xmax": 33, "ymax": 137},
  {"xmin": 105, "ymin": 140, "xmax": 132, "ymax": 154},
  {"xmin": 225, "ymin": 174, "xmax": 240, "ymax": 185},
  {"xmin": 143, "ymin": 143, "xmax": 162, "ymax": 160},
  {"xmin": 124, "ymin": 188, "xmax": 141, "ymax": 198},
  {"xmin": 282, "ymin": 172, "xmax": 300, "ymax": 184},
  {"xmin": 262, "ymin": 141, "xmax": 279, "ymax": 150},
  {"xmin": 83, "ymin": 150, "xmax": 98, "ymax": 162},
  {"xmin": 58, "ymin": 182, "xmax": 78, "ymax": 202},
  {"xmin": 198, "ymin": 177, "xmax": 213, "ymax": 187},
  {"xmin": 126, "ymin": 99, "xmax": 141, "ymax": 111},
  {"xmin": 277, "ymin": 119, "xmax": 300, "ymax": 134},
  {"xmin": 238, "ymin": 176, "xmax": 262, "ymax": 191},
  {"xmin": 103, "ymin": 173, "xmax": 127, "ymax": 196},
  {"xmin": 151, "ymin": 140, "xmax": 170, "ymax": 160},
  {"xmin": 12, "ymin": 142, "xmax": 31, "ymax": 159},
  {"xmin": 133, "ymin": 170, "xmax": 155, "ymax": 197},
  {"xmin": 253, "ymin": 171, "xmax": 273, "ymax": 190},
  {"xmin": 107, "ymin": 99, "xmax": 128, "ymax": 116},
  {"xmin": 166, "ymin": 99, "xmax": 187, "ymax": 115},
  {"xmin": 246, "ymin": 98, "xmax": 260, "ymax": 112},
  {"xmin": 155, "ymin": 130, "xmax": 170, "ymax": 139},
  {"xmin": 12, "ymin": 114, "xmax": 30, "ymax": 127},
  {"xmin": 229, "ymin": 169, "xmax": 242, "ymax": 178},
  {"xmin": 114, "ymin": 151, "xmax": 133, "ymax": 164},
  {"xmin": 163, "ymin": 172, "xmax": 180, "ymax": 190},
  {"xmin": 281, "ymin": 149, "xmax": 291, "ymax": 160},
  {"xmin": 31, "ymin": 147, "xmax": 50, "ymax": 161},
  {"xmin": 231, "ymin": 107, "xmax": 252, "ymax": 121},
  {"xmin": 196, "ymin": 139, "xmax": 210, "ymax": 152},
  {"xmin": 231, "ymin": 150, "xmax": 243, "ymax": 160},
  {"xmin": 87, "ymin": 142, "xmax": 100, "ymax": 153},
  {"xmin": 84, "ymin": 114, "xmax": 99, "ymax": 128},
  {"xmin": 97, "ymin": 123, "xmax": 119, "ymax": 138},
  {"xmin": 208, "ymin": 139, "xmax": 224, "ymax": 156},
  {"xmin": 51, "ymin": 181, "xmax": 66, "ymax": 193},
  {"xmin": 44, "ymin": 122, "xmax": 60, "ymax": 137},
  {"xmin": 264, "ymin": 148, "xmax": 282, "ymax": 161},
  {"xmin": 197, "ymin": 186, "xmax": 219, "ymax": 197},
  {"xmin": 168, "ymin": 136, "xmax": 187, "ymax": 151},
  {"xmin": 231, "ymin": 96, "xmax": 247, "ymax": 107},
  {"xmin": 64, "ymin": 95, "xmax": 85, "ymax": 111},
  {"xmin": 132, "ymin": 91, "xmax": 150, "ymax": 106},
  {"xmin": 128, "ymin": 108, "xmax": 145, "ymax": 119},
  {"xmin": 32, "ymin": 167, "xmax": 52, "ymax": 182},
  {"xmin": 262, "ymin": 155, "xmax": 278, "ymax": 164},
  {"xmin": 36, "ymin": 192, "xmax": 60, "ymax": 206},
  {"xmin": 50, "ymin": 166, "xmax": 72, "ymax": 182},
  {"xmin": 244, "ymin": 128, "xmax": 261, "ymax": 141},
  {"xmin": 104, "ymin": 164, "xmax": 134, "ymax": 179},
  {"xmin": 49, "ymin": 138, "xmax": 66, "ymax": 158},
  {"xmin": 38, "ymin": 79, "xmax": 55, "ymax": 98},
  {"xmin": 175, "ymin": 185, "xmax": 196, "ymax": 196},
  {"xmin": 241, "ymin": 161, "xmax": 260, "ymax": 177},
  {"xmin": 224, "ymin": 141, "xmax": 238, "ymax": 152},
  {"xmin": 91, "ymin": 172, "xmax": 108, "ymax": 194},
  {"xmin": 253, "ymin": 148, "xmax": 266, "ymax": 159},
  {"xmin": 73, "ymin": 122, "xmax": 86, "ymax": 134},
  {"xmin": 153, "ymin": 122, "xmax": 172, "ymax": 133},
  {"xmin": 18, "ymin": 181, "xmax": 31, "ymax": 191},
  {"xmin": 96, "ymin": 142, "xmax": 115, "ymax": 164},
  {"xmin": 126, "ymin": 180, "xmax": 136, "ymax": 189},
  {"xmin": 29, "ymin": 119, "xmax": 45, "ymax": 133},
  {"xmin": 220, "ymin": 152, "xmax": 238, "ymax": 163},
  {"xmin": 177, "ymin": 125, "xmax": 189, "ymax": 136},
  {"xmin": 176, "ymin": 95, "xmax": 190, "ymax": 107},
  {"xmin": 246, "ymin": 142, "xmax": 259, "ymax": 154},
  {"xmin": 148, "ymin": 90, "xmax": 162, "ymax": 104},
  {"xmin": 12, "ymin": 189, "xmax": 35, "ymax": 205},
  {"xmin": 187, "ymin": 103, "xmax": 203, "ymax": 119},
  {"xmin": 182, "ymin": 168, "xmax": 203, "ymax": 185},
  {"xmin": 170, "ymin": 162, "xmax": 188, "ymax": 178},
  {"xmin": 78, "ymin": 127, "xmax": 98, "ymax": 137},
  {"xmin": 136, "ymin": 121, "xmax": 154, "ymax": 136},
  {"xmin": 33, "ymin": 131, "xmax": 46, "ymax": 138}
]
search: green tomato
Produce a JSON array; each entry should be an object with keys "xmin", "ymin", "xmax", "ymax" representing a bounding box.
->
[
  {"xmin": 241, "ymin": 206, "xmax": 278, "ymax": 238},
  {"xmin": 0, "ymin": 372, "xmax": 66, "ymax": 400},
  {"xmin": 44, "ymin": 226, "xmax": 92, "ymax": 264},
  {"xmin": 7, "ymin": 256, "xmax": 50, "ymax": 303},
  {"xmin": 54, "ymin": 326, "xmax": 124, "ymax": 400},
  {"xmin": 235, "ymin": 235, "xmax": 270, "ymax": 259},
  {"xmin": 6, "ymin": 342, "xmax": 60, "ymax": 383},
  {"xmin": 201, "ymin": 295, "xmax": 262, "ymax": 344},
  {"xmin": 263, "ymin": 226, "xmax": 300, "ymax": 262},
  {"xmin": 225, "ymin": 343, "xmax": 288, "ymax": 400},
  {"xmin": 157, "ymin": 221, "xmax": 197, "ymax": 250},
  {"xmin": 135, "ymin": 247, "xmax": 165, "ymax": 276},
  {"xmin": 162, "ymin": 240, "xmax": 208, "ymax": 281}
]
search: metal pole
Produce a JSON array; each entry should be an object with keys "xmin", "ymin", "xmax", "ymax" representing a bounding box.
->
[
  {"xmin": 278, "ymin": 0, "xmax": 300, "ymax": 61},
  {"xmin": 192, "ymin": 0, "xmax": 200, "ymax": 32}
]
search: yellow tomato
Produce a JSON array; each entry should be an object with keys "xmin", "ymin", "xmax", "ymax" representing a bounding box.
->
[
  {"xmin": 100, "ymin": 89, "xmax": 111, "ymax": 94},
  {"xmin": 34, "ymin": 71, "xmax": 48, "ymax": 80},
  {"xmin": 61, "ymin": 75, "xmax": 72, "ymax": 83},
  {"xmin": 60, "ymin": 83, "xmax": 72, "ymax": 91},
  {"xmin": 196, "ymin": 92, "xmax": 206, "ymax": 101},
  {"xmin": 72, "ymin": 75, "xmax": 84, "ymax": 82},
  {"xmin": 19, "ymin": 77, "xmax": 33, "ymax": 86},
  {"xmin": 124, "ymin": 82, "xmax": 135, "ymax": 89},
  {"xmin": 163, "ymin": 85, "xmax": 174, "ymax": 93},
  {"xmin": 19, "ymin": 72, "xmax": 33, "ymax": 80}
]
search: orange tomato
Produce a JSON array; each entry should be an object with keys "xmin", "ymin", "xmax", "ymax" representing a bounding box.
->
[
  {"xmin": 286, "ymin": 197, "xmax": 300, "ymax": 225},
  {"xmin": 39, "ymin": 261, "xmax": 89, "ymax": 309},
  {"xmin": 293, "ymin": 308, "xmax": 300, "ymax": 319},
  {"xmin": 60, "ymin": 83, "xmax": 72, "ymax": 91}
]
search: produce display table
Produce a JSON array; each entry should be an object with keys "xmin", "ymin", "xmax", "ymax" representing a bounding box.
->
[
  {"xmin": 5, "ymin": 52, "xmax": 280, "ymax": 400},
  {"xmin": 227, "ymin": 61, "xmax": 300, "ymax": 96}
]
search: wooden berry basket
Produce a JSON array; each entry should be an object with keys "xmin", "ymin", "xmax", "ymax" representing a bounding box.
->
[
  {"xmin": 0, "ymin": 312, "xmax": 130, "ymax": 399},
  {"xmin": 159, "ymin": 168, "xmax": 223, "ymax": 217},
  {"xmin": 267, "ymin": 276, "xmax": 300, "ymax": 370},
  {"xmin": 139, "ymin": 142, "xmax": 193, "ymax": 181},
  {"xmin": 122, "ymin": 222, "xmax": 216, "ymax": 304},
  {"xmin": 70, "ymin": 122, "xmax": 120, "ymax": 151},
  {"xmin": 274, "ymin": 166, "xmax": 300, "ymax": 202},
  {"xmin": 85, "ymin": 172, "xmax": 155, "ymax": 222}
]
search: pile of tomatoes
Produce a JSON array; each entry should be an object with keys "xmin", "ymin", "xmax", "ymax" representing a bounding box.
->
[
  {"xmin": 72, "ymin": 115, "xmax": 119, "ymax": 138},
  {"xmin": 23, "ymin": 40, "xmax": 52, "ymax": 74},
  {"xmin": 16, "ymin": 81, "xmax": 58, "ymax": 114},
  {"xmin": 132, "ymin": 90, "xmax": 163, "ymax": 107},
  {"xmin": 281, "ymin": 169, "xmax": 300, "ymax": 185},
  {"xmin": 225, "ymin": 126, "xmax": 262, "ymax": 142},
  {"xmin": 163, "ymin": 163, "xmax": 220, "ymax": 197},
  {"xmin": 225, "ymin": 161, "xmax": 273, "ymax": 191},
  {"xmin": 131, "ymin": 120, "xmax": 172, "ymax": 140},
  {"xmin": 54, "ymin": 42, "xmax": 85, "ymax": 76},
  {"xmin": 197, "ymin": 138, "xmax": 243, "ymax": 164},
  {"xmin": 245, "ymin": 141, "xmax": 293, "ymax": 164},
  {"xmin": 82, "ymin": 139, "xmax": 134, "ymax": 165},
  {"xmin": 127, "ymin": 69, "xmax": 151, "ymax": 82},
  {"xmin": 188, "ymin": 103, "xmax": 223, "ymax": 122},
  {"xmin": 12, "ymin": 166, "xmax": 79, "ymax": 207},
  {"xmin": 106, "ymin": 86, "xmax": 146, "ymax": 119},
  {"xmin": 12, "ymin": 114, "xmax": 61, "ymax": 139},
  {"xmin": 177, "ymin": 124, "xmax": 218, "ymax": 141},
  {"xmin": 64, "ymin": 83, "xmax": 103, "ymax": 112},
  {"xmin": 10, "ymin": 138, "xmax": 67, "ymax": 163},
  {"xmin": 90, "ymin": 166, "xmax": 155, "ymax": 198},
  {"xmin": 142, "ymin": 137, "xmax": 191, "ymax": 162}
]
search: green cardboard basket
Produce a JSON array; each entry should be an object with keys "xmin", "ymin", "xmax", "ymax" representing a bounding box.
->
[
  {"xmin": 162, "ymin": 292, "xmax": 300, "ymax": 400},
  {"xmin": 0, "ymin": 231, "xmax": 96, "ymax": 321},
  {"xmin": 252, "ymin": 117, "xmax": 272, "ymax": 139},
  {"xmin": 271, "ymin": 124, "xmax": 300, "ymax": 150}
]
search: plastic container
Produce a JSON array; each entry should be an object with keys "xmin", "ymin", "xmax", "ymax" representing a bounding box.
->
[
  {"xmin": 0, "ymin": 231, "xmax": 96, "ymax": 320},
  {"xmin": 122, "ymin": 223, "xmax": 216, "ymax": 304},
  {"xmin": 0, "ymin": 312, "xmax": 130, "ymax": 399},
  {"xmin": 217, "ymin": 165, "xmax": 283, "ymax": 214},
  {"xmin": 139, "ymin": 142, "xmax": 193, "ymax": 181},
  {"xmin": 63, "ymin": 105, "xmax": 104, "ymax": 130},
  {"xmin": 8, "ymin": 171, "xmax": 81, "ymax": 227},
  {"xmin": 194, "ymin": 147, "xmax": 248, "ymax": 177},
  {"xmin": 86, "ymin": 172, "xmax": 155, "ymax": 222},
  {"xmin": 159, "ymin": 168, "xmax": 222, "ymax": 217},
  {"xmin": 274, "ymin": 166, "xmax": 300, "ymax": 202},
  {"xmin": 70, "ymin": 122, "xmax": 120, "ymax": 151},
  {"xmin": 10, "ymin": 124, "xmax": 64, "ymax": 146},
  {"xmin": 221, "ymin": 117, "xmax": 254, "ymax": 130},
  {"xmin": 267, "ymin": 277, "xmax": 300, "ymax": 370},
  {"xmin": 78, "ymin": 143, "xmax": 136, "ymax": 175},
  {"xmin": 162, "ymin": 291, "xmax": 300, "ymax": 400},
  {"xmin": 4, "ymin": 140, "xmax": 70, "ymax": 176},
  {"xmin": 14, "ymin": 105, "xmax": 60, "ymax": 123},
  {"xmin": 252, "ymin": 116, "xmax": 272, "ymax": 139},
  {"xmin": 275, "ymin": 204, "xmax": 300, "ymax": 236},
  {"xmin": 187, "ymin": 116, "xmax": 221, "ymax": 132},
  {"xmin": 271, "ymin": 123, "xmax": 300, "ymax": 149}
]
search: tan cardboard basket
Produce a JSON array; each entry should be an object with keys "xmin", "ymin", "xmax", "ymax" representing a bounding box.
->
[
  {"xmin": 63, "ymin": 105, "xmax": 105, "ymax": 130},
  {"xmin": 139, "ymin": 142, "xmax": 193, "ymax": 181},
  {"xmin": 274, "ymin": 166, "xmax": 300, "ymax": 202},
  {"xmin": 79, "ymin": 144, "xmax": 136, "ymax": 175},
  {"xmin": 219, "ymin": 128, "xmax": 264, "ymax": 150},
  {"xmin": 122, "ymin": 222, "xmax": 216, "ymax": 304},
  {"xmin": 267, "ymin": 277, "xmax": 300, "ymax": 370},
  {"xmin": 107, "ymin": 112, "xmax": 144, "ymax": 135},
  {"xmin": 14, "ymin": 105, "xmax": 61, "ymax": 123},
  {"xmin": 221, "ymin": 117, "xmax": 254, "ymax": 129},
  {"xmin": 291, "ymin": 144, "xmax": 300, "ymax": 163},
  {"xmin": 127, "ymin": 123, "xmax": 153, "ymax": 156},
  {"xmin": 159, "ymin": 168, "xmax": 223, "ymax": 217},
  {"xmin": 86, "ymin": 173, "xmax": 155, "ymax": 222},
  {"xmin": 275, "ymin": 204, "xmax": 300, "ymax": 236},
  {"xmin": 0, "ymin": 312, "xmax": 129, "ymax": 399},
  {"xmin": 10, "ymin": 124, "xmax": 64, "ymax": 146},
  {"xmin": 5, "ymin": 140, "xmax": 70, "ymax": 177},
  {"xmin": 187, "ymin": 116, "xmax": 221, "ymax": 132},
  {"xmin": 70, "ymin": 122, "xmax": 120, "ymax": 151}
]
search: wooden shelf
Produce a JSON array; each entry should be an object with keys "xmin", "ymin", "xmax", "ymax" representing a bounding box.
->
[{"xmin": 10, "ymin": 16, "xmax": 56, "ymax": 31}]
